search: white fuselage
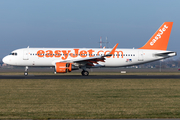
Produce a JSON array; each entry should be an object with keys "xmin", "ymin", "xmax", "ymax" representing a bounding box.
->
[{"xmin": 2, "ymin": 48, "xmax": 176, "ymax": 67}]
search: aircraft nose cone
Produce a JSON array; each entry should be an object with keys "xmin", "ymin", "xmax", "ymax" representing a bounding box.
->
[{"xmin": 2, "ymin": 56, "xmax": 8, "ymax": 64}]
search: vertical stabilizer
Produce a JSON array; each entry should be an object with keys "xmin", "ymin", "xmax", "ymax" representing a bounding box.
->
[{"xmin": 139, "ymin": 22, "xmax": 173, "ymax": 50}]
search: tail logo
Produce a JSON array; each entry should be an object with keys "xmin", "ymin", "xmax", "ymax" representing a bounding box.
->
[{"xmin": 150, "ymin": 25, "xmax": 168, "ymax": 46}]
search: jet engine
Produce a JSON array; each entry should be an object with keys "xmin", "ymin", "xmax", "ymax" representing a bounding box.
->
[
  {"xmin": 55, "ymin": 62, "xmax": 79, "ymax": 73},
  {"xmin": 55, "ymin": 62, "xmax": 72, "ymax": 73}
]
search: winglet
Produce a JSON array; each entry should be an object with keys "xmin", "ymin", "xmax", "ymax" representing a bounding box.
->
[
  {"xmin": 106, "ymin": 43, "xmax": 119, "ymax": 56},
  {"xmin": 139, "ymin": 22, "xmax": 173, "ymax": 50}
]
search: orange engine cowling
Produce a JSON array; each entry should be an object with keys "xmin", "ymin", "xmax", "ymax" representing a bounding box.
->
[{"xmin": 55, "ymin": 62, "xmax": 72, "ymax": 73}]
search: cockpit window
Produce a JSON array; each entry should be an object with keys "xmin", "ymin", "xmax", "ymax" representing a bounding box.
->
[{"xmin": 9, "ymin": 52, "xmax": 18, "ymax": 56}]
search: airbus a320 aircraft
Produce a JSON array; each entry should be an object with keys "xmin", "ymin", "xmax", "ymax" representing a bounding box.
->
[{"xmin": 2, "ymin": 22, "xmax": 176, "ymax": 76}]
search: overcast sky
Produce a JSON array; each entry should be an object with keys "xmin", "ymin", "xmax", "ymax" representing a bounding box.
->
[{"xmin": 0, "ymin": 0, "xmax": 180, "ymax": 59}]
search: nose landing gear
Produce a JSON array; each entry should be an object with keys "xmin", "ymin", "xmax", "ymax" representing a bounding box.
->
[{"xmin": 24, "ymin": 66, "xmax": 28, "ymax": 76}]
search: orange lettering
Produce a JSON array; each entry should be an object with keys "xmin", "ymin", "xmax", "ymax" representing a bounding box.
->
[
  {"xmin": 80, "ymin": 50, "xmax": 87, "ymax": 58},
  {"xmin": 88, "ymin": 49, "xmax": 95, "ymax": 57},
  {"xmin": 62, "ymin": 50, "xmax": 71, "ymax": 60},
  {"xmin": 70, "ymin": 49, "xmax": 79, "ymax": 58},
  {"xmin": 97, "ymin": 50, "xmax": 104, "ymax": 56},
  {"xmin": 37, "ymin": 50, "xmax": 45, "ymax": 57},
  {"xmin": 104, "ymin": 50, "xmax": 111, "ymax": 58},
  {"xmin": 46, "ymin": 50, "xmax": 53, "ymax": 58},
  {"xmin": 113, "ymin": 51, "xmax": 123, "ymax": 58},
  {"xmin": 37, "ymin": 49, "xmax": 122, "ymax": 59},
  {"xmin": 54, "ymin": 50, "xmax": 61, "ymax": 58}
]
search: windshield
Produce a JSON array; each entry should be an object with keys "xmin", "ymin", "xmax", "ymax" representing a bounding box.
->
[{"xmin": 9, "ymin": 52, "xmax": 17, "ymax": 56}]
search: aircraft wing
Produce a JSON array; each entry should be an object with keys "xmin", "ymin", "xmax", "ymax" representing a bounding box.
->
[{"xmin": 61, "ymin": 43, "xmax": 119, "ymax": 67}]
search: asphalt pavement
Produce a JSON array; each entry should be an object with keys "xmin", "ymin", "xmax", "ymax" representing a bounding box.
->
[{"xmin": 0, "ymin": 74, "xmax": 180, "ymax": 79}]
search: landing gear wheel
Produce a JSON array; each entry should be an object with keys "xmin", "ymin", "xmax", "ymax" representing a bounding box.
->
[
  {"xmin": 24, "ymin": 66, "xmax": 29, "ymax": 76},
  {"xmin": 24, "ymin": 72, "xmax": 28, "ymax": 76},
  {"xmin": 81, "ymin": 70, "xmax": 89, "ymax": 76}
]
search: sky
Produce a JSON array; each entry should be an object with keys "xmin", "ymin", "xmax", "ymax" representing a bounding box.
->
[{"xmin": 0, "ymin": 0, "xmax": 180, "ymax": 59}]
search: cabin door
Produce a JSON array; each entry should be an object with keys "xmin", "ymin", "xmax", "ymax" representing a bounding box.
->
[
  {"xmin": 23, "ymin": 50, "xmax": 29, "ymax": 60},
  {"xmin": 138, "ymin": 51, "xmax": 144, "ymax": 61}
]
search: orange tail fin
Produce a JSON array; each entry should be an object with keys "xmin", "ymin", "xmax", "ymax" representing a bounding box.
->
[{"xmin": 139, "ymin": 22, "xmax": 173, "ymax": 50}]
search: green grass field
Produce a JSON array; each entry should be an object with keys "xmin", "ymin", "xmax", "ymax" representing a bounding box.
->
[{"xmin": 0, "ymin": 78, "xmax": 180, "ymax": 119}]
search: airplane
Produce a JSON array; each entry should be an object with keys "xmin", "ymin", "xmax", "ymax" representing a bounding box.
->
[{"xmin": 2, "ymin": 22, "xmax": 176, "ymax": 76}]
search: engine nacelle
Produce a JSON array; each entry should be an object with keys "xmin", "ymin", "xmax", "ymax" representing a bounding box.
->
[{"xmin": 55, "ymin": 62, "xmax": 72, "ymax": 73}]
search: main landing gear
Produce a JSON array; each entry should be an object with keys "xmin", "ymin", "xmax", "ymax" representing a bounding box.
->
[
  {"xmin": 24, "ymin": 66, "xmax": 28, "ymax": 76},
  {"xmin": 81, "ymin": 70, "xmax": 89, "ymax": 76}
]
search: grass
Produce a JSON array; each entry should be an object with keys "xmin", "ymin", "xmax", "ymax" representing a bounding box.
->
[{"xmin": 0, "ymin": 79, "xmax": 180, "ymax": 119}]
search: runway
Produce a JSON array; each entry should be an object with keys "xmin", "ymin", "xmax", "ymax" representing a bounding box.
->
[{"xmin": 0, "ymin": 75, "xmax": 180, "ymax": 79}]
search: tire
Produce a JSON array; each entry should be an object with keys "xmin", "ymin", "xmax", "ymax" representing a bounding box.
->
[
  {"xmin": 24, "ymin": 72, "xmax": 28, "ymax": 76},
  {"xmin": 81, "ymin": 71, "xmax": 89, "ymax": 76}
]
